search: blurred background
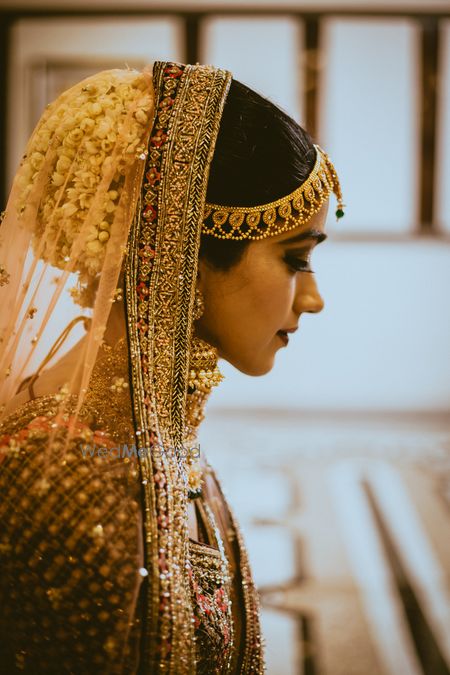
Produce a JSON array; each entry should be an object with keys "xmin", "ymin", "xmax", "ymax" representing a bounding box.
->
[{"xmin": 0, "ymin": 0, "xmax": 449, "ymax": 673}]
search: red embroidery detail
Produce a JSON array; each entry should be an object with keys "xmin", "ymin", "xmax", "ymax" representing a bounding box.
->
[
  {"xmin": 159, "ymin": 96, "xmax": 174, "ymax": 111},
  {"xmin": 214, "ymin": 586, "xmax": 229, "ymax": 613},
  {"xmin": 163, "ymin": 65, "xmax": 184, "ymax": 78},
  {"xmin": 145, "ymin": 168, "xmax": 161, "ymax": 186},
  {"xmin": 150, "ymin": 130, "xmax": 167, "ymax": 148},
  {"xmin": 136, "ymin": 282, "xmax": 149, "ymax": 300},
  {"xmin": 143, "ymin": 204, "xmax": 157, "ymax": 222},
  {"xmin": 136, "ymin": 318, "xmax": 148, "ymax": 334}
]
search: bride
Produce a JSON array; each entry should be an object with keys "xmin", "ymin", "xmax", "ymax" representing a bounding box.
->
[{"xmin": 0, "ymin": 61, "xmax": 344, "ymax": 673}]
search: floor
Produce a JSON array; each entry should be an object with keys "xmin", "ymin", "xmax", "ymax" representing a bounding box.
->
[{"xmin": 199, "ymin": 409, "xmax": 450, "ymax": 675}]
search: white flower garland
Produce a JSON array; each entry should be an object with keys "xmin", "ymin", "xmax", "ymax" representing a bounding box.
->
[{"xmin": 16, "ymin": 69, "xmax": 153, "ymax": 306}]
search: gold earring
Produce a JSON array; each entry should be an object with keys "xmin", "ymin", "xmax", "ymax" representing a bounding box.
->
[{"xmin": 193, "ymin": 286, "xmax": 205, "ymax": 321}]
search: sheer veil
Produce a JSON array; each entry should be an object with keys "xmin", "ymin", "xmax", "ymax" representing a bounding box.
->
[{"xmin": 0, "ymin": 66, "xmax": 154, "ymax": 439}]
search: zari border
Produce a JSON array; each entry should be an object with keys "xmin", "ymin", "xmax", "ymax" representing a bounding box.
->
[
  {"xmin": 208, "ymin": 462, "xmax": 265, "ymax": 673},
  {"xmin": 125, "ymin": 62, "xmax": 232, "ymax": 673}
]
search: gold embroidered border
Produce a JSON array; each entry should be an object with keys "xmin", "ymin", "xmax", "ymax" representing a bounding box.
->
[
  {"xmin": 208, "ymin": 462, "xmax": 265, "ymax": 673},
  {"xmin": 125, "ymin": 62, "xmax": 233, "ymax": 674}
]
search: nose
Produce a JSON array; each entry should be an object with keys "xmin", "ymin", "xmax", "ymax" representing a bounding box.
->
[{"xmin": 293, "ymin": 273, "xmax": 325, "ymax": 315}]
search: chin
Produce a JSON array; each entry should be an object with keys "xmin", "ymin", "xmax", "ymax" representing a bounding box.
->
[{"xmin": 223, "ymin": 353, "xmax": 275, "ymax": 377}]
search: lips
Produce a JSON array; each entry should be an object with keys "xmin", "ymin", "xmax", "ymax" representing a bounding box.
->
[
  {"xmin": 276, "ymin": 326, "xmax": 297, "ymax": 346},
  {"xmin": 277, "ymin": 331, "xmax": 289, "ymax": 346}
]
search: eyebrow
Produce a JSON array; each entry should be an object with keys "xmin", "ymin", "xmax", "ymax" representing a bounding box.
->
[{"xmin": 277, "ymin": 228, "xmax": 328, "ymax": 246}]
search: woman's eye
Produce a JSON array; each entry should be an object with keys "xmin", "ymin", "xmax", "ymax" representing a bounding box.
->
[{"xmin": 284, "ymin": 255, "xmax": 314, "ymax": 273}]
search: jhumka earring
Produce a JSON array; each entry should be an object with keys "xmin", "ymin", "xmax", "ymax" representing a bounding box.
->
[{"xmin": 189, "ymin": 286, "xmax": 223, "ymax": 395}]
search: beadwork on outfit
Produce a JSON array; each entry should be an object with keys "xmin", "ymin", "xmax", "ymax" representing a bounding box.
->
[{"xmin": 0, "ymin": 337, "xmax": 258, "ymax": 673}]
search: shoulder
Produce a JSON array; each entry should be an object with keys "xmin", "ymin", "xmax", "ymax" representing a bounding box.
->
[
  {"xmin": 0, "ymin": 393, "xmax": 142, "ymax": 533},
  {"xmin": 0, "ymin": 393, "xmax": 62, "ymax": 435},
  {"xmin": 0, "ymin": 394, "xmax": 143, "ymax": 576},
  {"xmin": 0, "ymin": 393, "xmax": 140, "ymax": 498}
]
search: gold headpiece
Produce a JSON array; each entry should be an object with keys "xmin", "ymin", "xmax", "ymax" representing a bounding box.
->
[{"xmin": 202, "ymin": 144, "xmax": 344, "ymax": 240}]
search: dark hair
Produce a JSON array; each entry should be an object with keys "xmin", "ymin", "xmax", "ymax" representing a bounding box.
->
[{"xmin": 200, "ymin": 79, "xmax": 316, "ymax": 270}]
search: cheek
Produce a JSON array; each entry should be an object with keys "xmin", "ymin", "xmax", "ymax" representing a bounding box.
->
[
  {"xmin": 198, "ymin": 254, "xmax": 295, "ymax": 353},
  {"xmin": 234, "ymin": 268, "xmax": 294, "ymax": 340},
  {"xmin": 249, "ymin": 267, "xmax": 294, "ymax": 317}
]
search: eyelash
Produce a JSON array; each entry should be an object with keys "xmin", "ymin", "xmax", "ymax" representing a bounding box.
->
[{"xmin": 284, "ymin": 254, "xmax": 314, "ymax": 274}]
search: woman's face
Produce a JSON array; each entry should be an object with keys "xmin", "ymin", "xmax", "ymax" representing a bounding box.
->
[{"xmin": 196, "ymin": 199, "xmax": 329, "ymax": 376}]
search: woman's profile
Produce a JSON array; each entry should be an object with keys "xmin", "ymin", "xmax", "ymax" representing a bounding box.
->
[{"xmin": 0, "ymin": 61, "xmax": 344, "ymax": 673}]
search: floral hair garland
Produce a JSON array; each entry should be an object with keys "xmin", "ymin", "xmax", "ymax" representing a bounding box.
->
[{"xmin": 15, "ymin": 69, "xmax": 153, "ymax": 307}]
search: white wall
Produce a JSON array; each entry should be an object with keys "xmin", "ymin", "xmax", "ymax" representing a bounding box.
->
[
  {"xmin": 209, "ymin": 238, "xmax": 450, "ymax": 413},
  {"xmin": 437, "ymin": 20, "xmax": 450, "ymax": 234},
  {"xmin": 320, "ymin": 17, "xmax": 420, "ymax": 234},
  {"xmin": 7, "ymin": 17, "xmax": 184, "ymax": 183}
]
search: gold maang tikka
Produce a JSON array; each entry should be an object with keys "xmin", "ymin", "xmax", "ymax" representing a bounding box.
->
[{"xmin": 202, "ymin": 144, "xmax": 345, "ymax": 240}]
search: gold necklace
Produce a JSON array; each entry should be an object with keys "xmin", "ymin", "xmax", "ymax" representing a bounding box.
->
[{"xmin": 185, "ymin": 335, "xmax": 223, "ymax": 498}]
